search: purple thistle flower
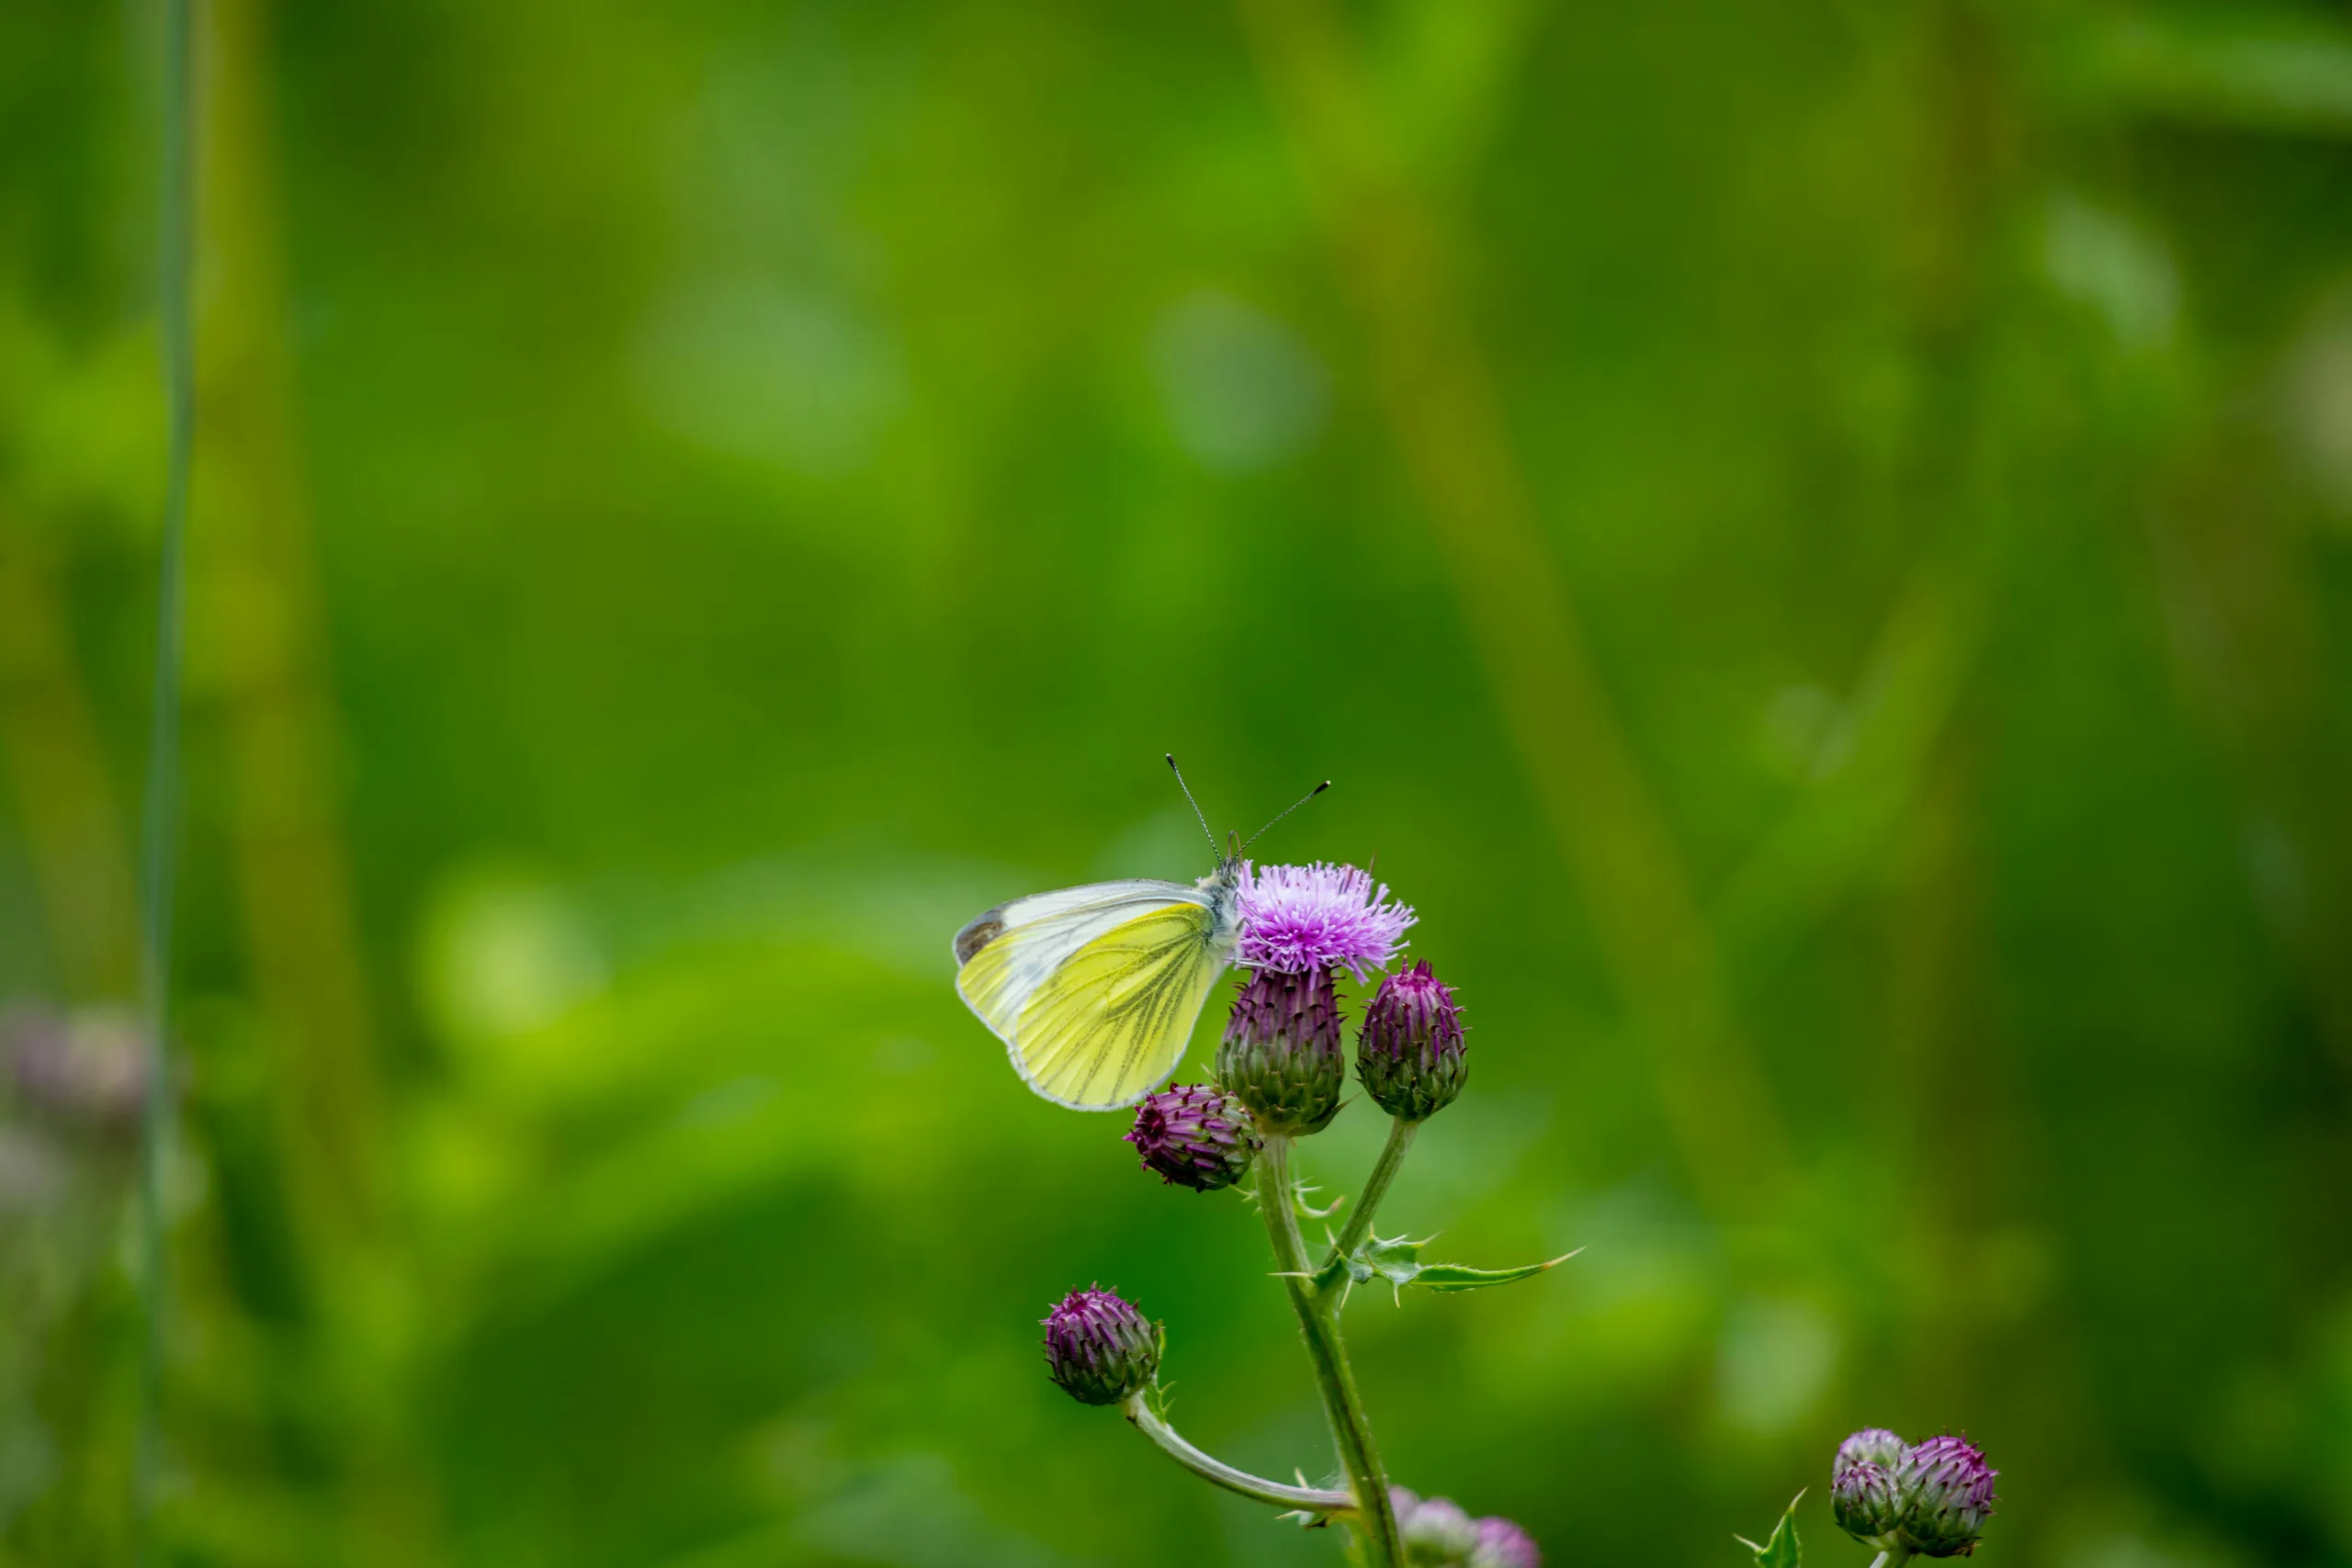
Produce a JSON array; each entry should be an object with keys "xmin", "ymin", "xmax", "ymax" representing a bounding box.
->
[
  {"xmin": 5, "ymin": 1005, "xmax": 150, "ymax": 1131},
  {"xmin": 1125, "ymin": 1084, "xmax": 1260, "ymax": 1192},
  {"xmin": 1235, "ymin": 862, "xmax": 1415, "ymax": 981},
  {"xmin": 1041, "ymin": 1286, "xmax": 1159, "ymax": 1406},
  {"xmin": 1356, "ymin": 960, "xmax": 1467, "ymax": 1121},
  {"xmin": 1895, "ymin": 1434, "xmax": 1997, "ymax": 1557},
  {"xmin": 1217, "ymin": 965, "xmax": 1346, "ymax": 1135},
  {"xmin": 1471, "ymin": 1516, "xmax": 1542, "ymax": 1568}
]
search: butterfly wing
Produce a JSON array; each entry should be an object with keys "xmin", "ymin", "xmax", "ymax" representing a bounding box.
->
[{"xmin": 955, "ymin": 881, "xmax": 1237, "ymax": 1110}]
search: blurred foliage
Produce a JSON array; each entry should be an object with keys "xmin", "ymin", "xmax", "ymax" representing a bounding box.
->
[{"xmin": 5, "ymin": 0, "xmax": 2352, "ymax": 1565}]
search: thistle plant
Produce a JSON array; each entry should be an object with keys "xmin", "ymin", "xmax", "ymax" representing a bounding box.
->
[
  {"xmin": 1035, "ymin": 862, "xmax": 1564, "ymax": 1568},
  {"xmin": 1014, "ymin": 854, "xmax": 2002, "ymax": 1568}
]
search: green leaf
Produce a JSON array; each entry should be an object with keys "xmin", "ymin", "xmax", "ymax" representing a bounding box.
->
[
  {"xmin": 1413, "ymin": 1258, "xmax": 1568, "ymax": 1292},
  {"xmin": 1735, "ymin": 1493, "xmax": 1804, "ymax": 1568},
  {"xmin": 1325, "ymin": 1232, "xmax": 1579, "ymax": 1301}
]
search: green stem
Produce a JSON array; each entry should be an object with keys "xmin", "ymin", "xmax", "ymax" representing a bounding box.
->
[
  {"xmin": 1122, "ymin": 1393, "xmax": 1354, "ymax": 1516},
  {"xmin": 1320, "ymin": 1116, "xmax": 1418, "ymax": 1292},
  {"xmin": 1257, "ymin": 1135, "xmax": 1405, "ymax": 1568}
]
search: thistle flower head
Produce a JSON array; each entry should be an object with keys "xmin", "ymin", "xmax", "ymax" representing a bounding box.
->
[
  {"xmin": 1385, "ymin": 1492, "xmax": 1539, "ymax": 1568},
  {"xmin": 1895, "ymin": 1434, "xmax": 1997, "ymax": 1557},
  {"xmin": 1125, "ymin": 1083, "xmax": 1260, "ymax": 1191},
  {"xmin": 1356, "ymin": 960, "xmax": 1467, "ymax": 1121},
  {"xmin": 1391, "ymin": 1489, "xmax": 1479, "ymax": 1563},
  {"xmin": 1040, "ymin": 1286, "xmax": 1158, "ymax": 1406},
  {"xmin": 1470, "ymin": 1516, "xmax": 1542, "ymax": 1568},
  {"xmin": 1235, "ymin": 862, "xmax": 1414, "ymax": 981},
  {"xmin": 1217, "ymin": 965, "xmax": 1346, "ymax": 1134}
]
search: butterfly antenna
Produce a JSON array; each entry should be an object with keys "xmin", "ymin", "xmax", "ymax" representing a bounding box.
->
[
  {"xmin": 1244, "ymin": 780, "xmax": 1331, "ymax": 851},
  {"xmin": 1166, "ymin": 753, "xmax": 1219, "ymax": 855}
]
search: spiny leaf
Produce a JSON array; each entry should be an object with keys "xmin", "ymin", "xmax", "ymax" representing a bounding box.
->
[
  {"xmin": 1736, "ymin": 1492, "xmax": 1804, "ymax": 1568},
  {"xmin": 1414, "ymin": 1254, "xmax": 1577, "ymax": 1292},
  {"xmin": 1326, "ymin": 1232, "xmax": 1579, "ymax": 1301}
]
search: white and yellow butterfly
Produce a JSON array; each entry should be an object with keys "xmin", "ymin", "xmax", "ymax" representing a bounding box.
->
[{"xmin": 953, "ymin": 760, "xmax": 1325, "ymax": 1110}]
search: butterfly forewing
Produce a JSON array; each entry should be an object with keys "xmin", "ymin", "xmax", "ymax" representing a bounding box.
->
[
  {"xmin": 954, "ymin": 878, "xmax": 1237, "ymax": 1110},
  {"xmin": 1013, "ymin": 903, "xmax": 1227, "ymax": 1107}
]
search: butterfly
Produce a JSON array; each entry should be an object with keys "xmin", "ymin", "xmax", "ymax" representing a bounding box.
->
[{"xmin": 953, "ymin": 759, "xmax": 1326, "ymax": 1110}]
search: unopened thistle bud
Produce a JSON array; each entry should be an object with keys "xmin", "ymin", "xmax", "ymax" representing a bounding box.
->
[
  {"xmin": 1217, "ymin": 966, "xmax": 1346, "ymax": 1135},
  {"xmin": 1895, "ymin": 1434, "xmax": 1997, "ymax": 1557},
  {"xmin": 1041, "ymin": 1286, "xmax": 1159, "ymax": 1407},
  {"xmin": 1356, "ymin": 960, "xmax": 1466, "ymax": 1122},
  {"xmin": 1470, "ymin": 1516, "xmax": 1542, "ymax": 1568},
  {"xmin": 1125, "ymin": 1083, "xmax": 1259, "ymax": 1191},
  {"xmin": 1833, "ymin": 1460, "xmax": 1902, "ymax": 1545},
  {"xmin": 1391, "ymin": 1489, "xmax": 1479, "ymax": 1564},
  {"xmin": 1837, "ymin": 1428, "xmax": 1908, "ymax": 1476}
]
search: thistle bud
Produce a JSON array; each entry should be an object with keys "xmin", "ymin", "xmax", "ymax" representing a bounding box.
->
[
  {"xmin": 1391, "ymin": 1489, "xmax": 1479, "ymax": 1564},
  {"xmin": 1125, "ymin": 1083, "xmax": 1260, "ymax": 1191},
  {"xmin": 1216, "ymin": 966, "xmax": 1345, "ymax": 1135},
  {"xmin": 1836, "ymin": 1427, "xmax": 1908, "ymax": 1476},
  {"xmin": 1832, "ymin": 1460, "xmax": 1902, "ymax": 1545},
  {"xmin": 1041, "ymin": 1286, "xmax": 1159, "ymax": 1407},
  {"xmin": 1895, "ymin": 1434, "xmax": 1997, "ymax": 1557},
  {"xmin": 1471, "ymin": 1517, "xmax": 1542, "ymax": 1568},
  {"xmin": 1355, "ymin": 960, "xmax": 1466, "ymax": 1122}
]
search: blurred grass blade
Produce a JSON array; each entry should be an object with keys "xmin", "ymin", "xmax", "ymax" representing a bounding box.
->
[{"xmin": 136, "ymin": 0, "xmax": 197, "ymax": 1552}]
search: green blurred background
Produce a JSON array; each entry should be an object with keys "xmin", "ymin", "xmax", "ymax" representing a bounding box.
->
[{"xmin": 6, "ymin": 0, "xmax": 2352, "ymax": 1563}]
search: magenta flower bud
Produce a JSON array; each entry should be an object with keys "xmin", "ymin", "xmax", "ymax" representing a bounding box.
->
[
  {"xmin": 1833, "ymin": 1460, "xmax": 1902, "ymax": 1545},
  {"xmin": 1125, "ymin": 1083, "xmax": 1261, "ymax": 1191},
  {"xmin": 1895, "ymin": 1434, "xmax": 1997, "ymax": 1557},
  {"xmin": 1355, "ymin": 960, "xmax": 1467, "ymax": 1122},
  {"xmin": 1471, "ymin": 1516, "xmax": 1542, "ymax": 1568},
  {"xmin": 1216, "ymin": 966, "xmax": 1346, "ymax": 1135},
  {"xmin": 1041, "ymin": 1286, "xmax": 1159, "ymax": 1407},
  {"xmin": 1390, "ymin": 1489, "xmax": 1479, "ymax": 1562}
]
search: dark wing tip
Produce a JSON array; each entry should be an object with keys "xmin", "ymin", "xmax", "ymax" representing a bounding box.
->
[{"xmin": 953, "ymin": 909, "xmax": 1008, "ymax": 967}]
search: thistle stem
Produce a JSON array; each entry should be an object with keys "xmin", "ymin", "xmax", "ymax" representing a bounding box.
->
[
  {"xmin": 1320, "ymin": 1116, "xmax": 1418, "ymax": 1291},
  {"xmin": 1122, "ymin": 1393, "xmax": 1354, "ymax": 1516},
  {"xmin": 1257, "ymin": 1135, "xmax": 1406, "ymax": 1568}
]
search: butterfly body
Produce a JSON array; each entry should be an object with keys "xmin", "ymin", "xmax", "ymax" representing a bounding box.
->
[{"xmin": 954, "ymin": 854, "xmax": 1243, "ymax": 1110}]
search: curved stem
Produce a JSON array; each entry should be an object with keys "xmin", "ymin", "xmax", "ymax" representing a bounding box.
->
[
  {"xmin": 1258, "ymin": 1135, "xmax": 1406, "ymax": 1568},
  {"xmin": 1321, "ymin": 1116, "xmax": 1418, "ymax": 1290},
  {"xmin": 1122, "ymin": 1393, "xmax": 1353, "ymax": 1515}
]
